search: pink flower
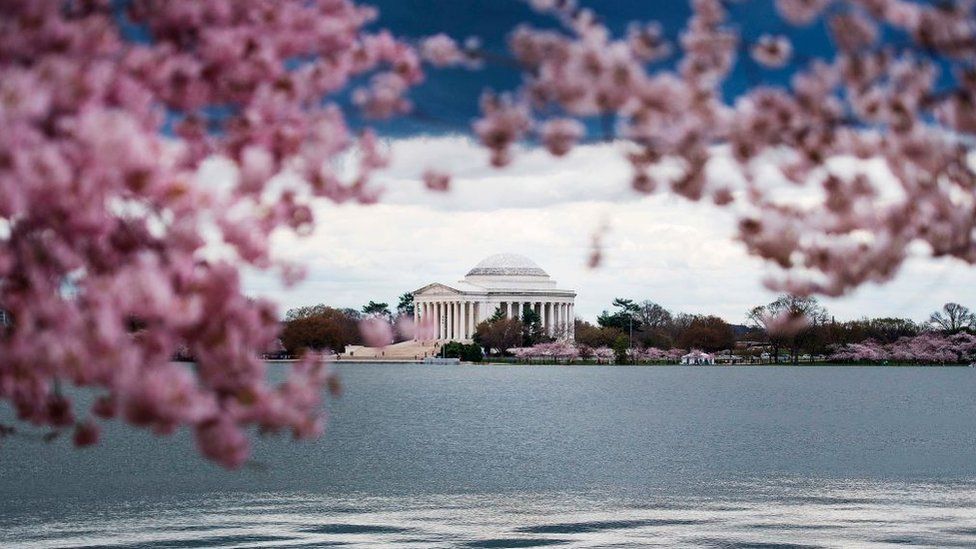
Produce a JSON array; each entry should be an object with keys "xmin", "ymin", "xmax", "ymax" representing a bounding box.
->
[
  {"xmin": 419, "ymin": 34, "xmax": 463, "ymax": 67},
  {"xmin": 359, "ymin": 316, "xmax": 394, "ymax": 348},
  {"xmin": 45, "ymin": 395, "xmax": 74, "ymax": 428},
  {"xmin": 195, "ymin": 418, "xmax": 250, "ymax": 470},
  {"xmin": 766, "ymin": 311, "xmax": 811, "ymax": 337},
  {"xmin": 829, "ymin": 13, "xmax": 878, "ymax": 51},
  {"xmin": 422, "ymin": 169, "xmax": 451, "ymax": 192},
  {"xmin": 73, "ymin": 421, "xmax": 100, "ymax": 447},
  {"xmin": 540, "ymin": 119, "xmax": 584, "ymax": 156},
  {"xmin": 751, "ymin": 35, "xmax": 792, "ymax": 68},
  {"xmin": 473, "ymin": 93, "xmax": 531, "ymax": 167},
  {"xmin": 775, "ymin": 0, "xmax": 831, "ymax": 26},
  {"xmin": 411, "ymin": 316, "xmax": 438, "ymax": 341},
  {"xmin": 627, "ymin": 22, "xmax": 671, "ymax": 62},
  {"xmin": 353, "ymin": 72, "xmax": 412, "ymax": 119}
]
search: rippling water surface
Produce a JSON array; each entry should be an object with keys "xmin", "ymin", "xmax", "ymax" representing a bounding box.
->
[{"xmin": 3, "ymin": 364, "xmax": 976, "ymax": 548}]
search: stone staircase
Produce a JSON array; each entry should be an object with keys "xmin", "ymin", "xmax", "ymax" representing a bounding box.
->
[{"xmin": 340, "ymin": 340, "xmax": 442, "ymax": 361}]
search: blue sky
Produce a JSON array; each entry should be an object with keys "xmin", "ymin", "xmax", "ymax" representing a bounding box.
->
[
  {"xmin": 352, "ymin": 0, "xmax": 835, "ymax": 137},
  {"xmin": 238, "ymin": 1, "xmax": 976, "ymax": 325}
]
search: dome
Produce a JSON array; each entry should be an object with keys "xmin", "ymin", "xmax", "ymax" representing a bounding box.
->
[{"xmin": 466, "ymin": 253, "xmax": 549, "ymax": 277}]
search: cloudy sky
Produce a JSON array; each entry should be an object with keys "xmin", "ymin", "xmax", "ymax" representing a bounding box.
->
[
  {"xmin": 227, "ymin": 1, "xmax": 975, "ymax": 326},
  {"xmin": 243, "ymin": 135, "xmax": 976, "ymax": 326}
]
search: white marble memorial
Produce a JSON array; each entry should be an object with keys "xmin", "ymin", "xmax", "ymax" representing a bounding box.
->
[{"xmin": 412, "ymin": 253, "xmax": 576, "ymax": 342}]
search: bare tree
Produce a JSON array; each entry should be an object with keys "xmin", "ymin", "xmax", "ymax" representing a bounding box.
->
[
  {"xmin": 929, "ymin": 303, "xmax": 975, "ymax": 334},
  {"xmin": 748, "ymin": 295, "xmax": 829, "ymax": 364},
  {"xmin": 636, "ymin": 301, "xmax": 673, "ymax": 329}
]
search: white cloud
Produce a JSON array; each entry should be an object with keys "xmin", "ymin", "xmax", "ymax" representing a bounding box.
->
[{"xmin": 242, "ymin": 136, "xmax": 976, "ymax": 325}]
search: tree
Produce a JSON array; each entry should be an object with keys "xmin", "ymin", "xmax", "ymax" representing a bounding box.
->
[
  {"xmin": 612, "ymin": 334, "xmax": 631, "ymax": 365},
  {"xmin": 362, "ymin": 301, "xmax": 392, "ymax": 319},
  {"xmin": 574, "ymin": 319, "xmax": 623, "ymax": 349},
  {"xmin": 484, "ymin": 1, "xmax": 976, "ymax": 300},
  {"xmin": 489, "ymin": 306, "xmax": 507, "ymax": 322},
  {"xmin": 6, "ymin": 0, "xmax": 976, "ymax": 468},
  {"xmin": 635, "ymin": 301, "xmax": 674, "ymax": 348},
  {"xmin": 597, "ymin": 297, "xmax": 642, "ymax": 333},
  {"xmin": 676, "ymin": 315, "xmax": 735, "ymax": 352},
  {"xmin": 441, "ymin": 341, "xmax": 484, "ymax": 362},
  {"xmin": 280, "ymin": 307, "xmax": 360, "ymax": 355},
  {"xmin": 0, "ymin": 0, "xmax": 454, "ymax": 468},
  {"xmin": 929, "ymin": 303, "xmax": 975, "ymax": 334},
  {"xmin": 473, "ymin": 318, "xmax": 523, "ymax": 356},
  {"xmin": 521, "ymin": 308, "xmax": 548, "ymax": 346},
  {"xmin": 636, "ymin": 301, "xmax": 672, "ymax": 329},
  {"xmin": 396, "ymin": 292, "xmax": 415, "ymax": 317},
  {"xmin": 748, "ymin": 295, "xmax": 829, "ymax": 364}
]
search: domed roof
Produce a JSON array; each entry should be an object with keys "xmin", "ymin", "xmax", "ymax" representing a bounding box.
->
[{"xmin": 466, "ymin": 253, "xmax": 549, "ymax": 277}]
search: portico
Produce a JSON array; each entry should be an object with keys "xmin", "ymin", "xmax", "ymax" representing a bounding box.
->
[{"xmin": 412, "ymin": 254, "xmax": 576, "ymax": 342}]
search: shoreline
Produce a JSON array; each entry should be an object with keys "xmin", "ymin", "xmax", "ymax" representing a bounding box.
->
[{"xmin": 266, "ymin": 359, "xmax": 973, "ymax": 368}]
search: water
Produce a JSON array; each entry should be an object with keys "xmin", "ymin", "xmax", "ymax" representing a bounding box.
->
[{"xmin": 3, "ymin": 364, "xmax": 976, "ymax": 548}]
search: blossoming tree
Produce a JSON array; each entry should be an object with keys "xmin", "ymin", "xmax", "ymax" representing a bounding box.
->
[
  {"xmin": 3, "ymin": 0, "xmax": 976, "ymax": 467},
  {"xmin": 475, "ymin": 0, "xmax": 976, "ymax": 296},
  {"xmin": 0, "ymin": 0, "xmax": 453, "ymax": 468}
]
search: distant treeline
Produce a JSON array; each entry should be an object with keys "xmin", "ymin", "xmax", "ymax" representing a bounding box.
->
[
  {"xmin": 575, "ymin": 297, "xmax": 975, "ymax": 364},
  {"xmin": 274, "ymin": 291, "xmax": 976, "ymax": 364}
]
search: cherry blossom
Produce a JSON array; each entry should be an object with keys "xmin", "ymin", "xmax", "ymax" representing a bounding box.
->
[
  {"xmin": 481, "ymin": 0, "xmax": 976, "ymax": 299},
  {"xmin": 419, "ymin": 34, "xmax": 465, "ymax": 67},
  {"xmin": 831, "ymin": 332, "xmax": 976, "ymax": 364},
  {"xmin": 422, "ymin": 169, "xmax": 451, "ymax": 192},
  {"xmin": 473, "ymin": 92, "xmax": 532, "ymax": 167},
  {"xmin": 540, "ymin": 119, "xmax": 585, "ymax": 157},
  {"xmin": 0, "ymin": 0, "xmax": 427, "ymax": 468},
  {"xmin": 751, "ymin": 35, "xmax": 793, "ymax": 68},
  {"xmin": 359, "ymin": 316, "xmax": 394, "ymax": 348}
]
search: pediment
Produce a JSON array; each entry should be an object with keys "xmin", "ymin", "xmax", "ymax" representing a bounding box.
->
[{"xmin": 413, "ymin": 283, "xmax": 462, "ymax": 296}]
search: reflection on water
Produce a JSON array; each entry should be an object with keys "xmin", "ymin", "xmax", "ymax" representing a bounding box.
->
[
  {"xmin": 4, "ymin": 478, "xmax": 976, "ymax": 548},
  {"xmin": 4, "ymin": 364, "xmax": 976, "ymax": 547}
]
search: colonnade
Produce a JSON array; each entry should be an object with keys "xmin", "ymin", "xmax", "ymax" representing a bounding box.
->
[{"xmin": 414, "ymin": 299, "xmax": 575, "ymax": 341}]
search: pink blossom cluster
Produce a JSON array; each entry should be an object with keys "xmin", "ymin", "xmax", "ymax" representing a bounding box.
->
[
  {"xmin": 592, "ymin": 346, "xmax": 616, "ymax": 361},
  {"xmin": 481, "ymin": 0, "xmax": 976, "ymax": 297},
  {"xmin": 0, "ymin": 1, "xmax": 434, "ymax": 467},
  {"xmin": 511, "ymin": 341, "xmax": 580, "ymax": 360},
  {"xmin": 830, "ymin": 332, "xmax": 976, "ymax": 364},
  {"xmin": 626, "ymin": 346, "xmax": 673, "ymax": 362}
]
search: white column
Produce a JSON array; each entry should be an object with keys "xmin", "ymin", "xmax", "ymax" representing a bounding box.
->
[
  {"xmin": 414, "ymin": 302, "xmax": 421, "ymax": 341},
  {"xmin": 564, "ymin": 303, "xmax": 570, "ymax": 337},
  {"xmin": 551, "ymin": 302, "xmax": 558, "ymax": 335},
  {"xmin": 514, "ymin": 301, "xmax": 521, "ymax": 321},
  {"xmin": 549, "ymin": 302, "xmax": 556, "ymax": 336},
  {"xmin": 569, "ymin": 303, "xmax": 575, "ymax": 339},
  {"xmin": 454, "ymin": 301, "xmax": 460, "ymax": 340},
  {"xmin": 556, "ymin": 302, "xmax": 564, "ymax": 337},
  {"xmin": 447, "ymin": 301, "xmax": 454, "ymax": 340},
  {"xmin": 467, "ymin": 302, "xmax": 474, "ymax": 339},
  {"xmin": 413, "ymin": 301, "xmax": 419, "ymax": 335},
  {"xmin": 438, "ymin": 302, "xmax": 444, "ymax": 340},
  {"xmin": 444, "ymin": 301, "xmax": 451, "ymax": 341}
]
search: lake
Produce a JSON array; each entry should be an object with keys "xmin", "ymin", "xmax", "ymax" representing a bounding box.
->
[{"xmin": 3, "ymin": 364, "xmax": 976, "ymax": 548}]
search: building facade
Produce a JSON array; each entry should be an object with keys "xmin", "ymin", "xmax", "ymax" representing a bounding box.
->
[{"xmin": 413, "ymin": 253, "xmax": 576, "ymax": 342}]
